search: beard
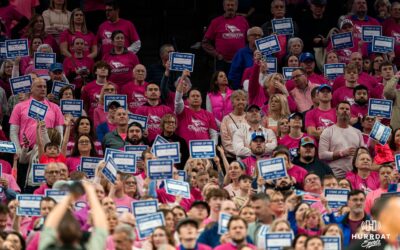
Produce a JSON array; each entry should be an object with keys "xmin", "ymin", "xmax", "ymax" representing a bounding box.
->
[
  {"xmin": 232, "ymin": 237, "xmax": 246, "ymax": 245},
  {"xmin": 303, "ymin": 155, "xmax": 314, "ymax": 162},
  {"xmin": 355, "ymin": 98, "xmax": 367, "ymax": 105},
  {"xmin": 339, "ymin": 113, "xmax": 350, "ymax": 123},
  {"xmin": 275, "ymin": 183, "xmax": 293, "ymax": 192},
  {"xmin": 125, "ymin": 137, "xmax": 141, "ymax": 145}
]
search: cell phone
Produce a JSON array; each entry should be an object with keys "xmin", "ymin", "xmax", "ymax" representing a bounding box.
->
[{"xmin": 69, "ymin": 181, "xmax": 85, "ymax": 197}]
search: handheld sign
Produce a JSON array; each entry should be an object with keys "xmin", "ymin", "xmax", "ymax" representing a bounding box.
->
[
  {"xmin": 257, "ymin": 157, "xmax": 287, "ymax": 181},
  {"xmin": 102, "ymin": 158, "xmax": 118, "ymax": 184},
  {"xmin": 146, "ymin": 159, "xmax": 173, "ymax": 180},
  {"xmin": 169, "ymin": 52, "xmax": 195, "ymax": 72},
  {"xmin": 368, "ymin": 99, "xmax": 393, "ymax": 119},
  {"xmin": 51, "ymin": 81, "xmax": 74, "ymax": 98},
  {"xmin": 10, "ymin": 75, "xmax": 32, "ymax": 95},
  {"xmin": 111, "ymin": 152, "xmax": 136, "ymax": 174},
  {"xmin": 128, "ymin": 114, "xmax": 148, "ymax": 129},
  {"xmin": 28, "ymin": 99, "xmax": 48, "ymax": 121},
  {"xmin": 34, "ymin": 52, "xmax": 56, "ymax": 69},
  {"xmin": 271, "ymin": 18, "xmax": 294, "ymax": 35},
  {"xmin": 331, "ymin": 32, "xmax": 353, "ymax": 50},
  {"xmin": 369, "ymin": 121, "xmax": 392, "ymax": 145},
  {"xmin": 189, "ymin": 140, "xmax": 215, "ymax": 159},
  {"xmin": 265, "ymin": 233, "xmax": 293, "ymax": 250},
  {"xmin": 116, "ymin": 206, "xmax": 131, "ymax": 214},
  {"xmin": 136, "ymin": 212, "xmax": 165, "ymax": 240},
  {"xmin": 265, "ymin": 57, "xmax": 277, "ymax": 73},
  {"xmin": 104, "ymin": 95, "xmax": 127, "ymax": 111},
  {"xmin": 79, "ymin": 157, "xmax": 102, "ymax": 178},
  {"xmin": 17, "ymin": 195, "xmax": 43, "ymax": 216},
  {"xmin": 45, "ymin": 190, "xmax": 68, "ymax": 203},
  {"xmin": 104, "ymin": 148, "xmax": 124, "ymax": 161},
  {"xmin": 372, "ymin": 36, "xmax": 394, "ymax": 53},
  {"xmin": 324, "ymin": 64, "xmax": 345, "ymax": 80},
  {"xmin": 0, "ymin": 141, "xmax": 16, "ymax": 154},
  {"xmin": 60, "ymin": 100, "xmax": 83, "ymax": 118},
  {"xmin": 132, "ymin": 200, "xmax": 159, "ymax": 217},
  {"xmin": 324, "ymin": 189, "xmax": 349, "ymax": 209},
  {"xmin": 177, "ymin": 170, "xmax": 186, "ymax": 182},
  {"xmin": 32, "ymin": 164, "xmax": 46, "ymax": 183},
  {"xmin": 165, "ymin": 179, "xmax": 190, "ymax": 199},
  {"xmin": 6, "ymin": 39, "xmax": 29, "ymax": 58},
  {"xmin": 151, "ymin": 135, "xmax": 170, "ymax": 154},
  {"xmin": 395, "ymin": 154, "xmax": 400, "ymax": 172},
  {"xmin": 282, "ymin": 67, "xmax": 300, "ymax": 80},
  {"xmin": 0, "ymin": 42, "xmax": 6, "ymax": 59},
  {"xmin": 125, "ymin": 145, "xmax": 148, "ymax": 162},
  {"xmin": 362, "ymin": 25, "xmax": 382, "ymax": 42},
  {"xmin": 218, "ymin": 213, "xmax": 232, "ymax": 235},
  {"xmin": 153, "ymin": 142, "xmax": 180, "ymax": 163},
  {"xmin": 321, "ymin": 236, "xmax": 341, "ymax": 250},
  {"xmin": 255, "ymin": 35, "xmax": 281, "ymax": 55}
]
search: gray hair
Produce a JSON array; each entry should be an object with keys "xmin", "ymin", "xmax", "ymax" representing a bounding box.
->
[
  {"xmin": 287, "ymin": 37, "xmax": 304, "ymax": 49},
  {"xmin": 37, "ymin": 44, "xmax": 53, "ymax": 53},
  {"xmin": 114, "ymin": 224, "xmax": 136, "ymax": 241},
  {"xmin": 247, "ymin": 26, "xmax": 263, "ymax": 36},
  {"xmin": 230, "ymin": 89, "xmax": 248, "ymax": 102},
  {"xmin": 159, "ymin": 44, "xmax": 174, "ymax": 58}
]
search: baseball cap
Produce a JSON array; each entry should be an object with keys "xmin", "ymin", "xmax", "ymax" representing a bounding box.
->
[
  {"xmin": 251, "ymin": 132, "xmax": 265, "ymax": 142},
  {"xmin": 49, "ymin": 63, "xmax": 63, "ymax": 72},
  {"xmin": 108, "ymin": 101, "xmax": 121, "ymax": 109},
  {"xmin": 317, "ymin": 84, "xmax": 332, "ymax": 92},
  {"xmin": 340, "ymin": 19, "xmax": 353, "ymax": 29},
  {"xmin": 289, "ymin": 112, "xmax": 303, "ymax": 121},
  {"xmin": 310, "ymin": 0, "xmax": 327, "ymax": 5},
  {"xmin": 299, "ymin": 52, "xmax": 315, "ymax": 62},
  {"xmin": 300, "ymin": 136, "xmax": 315, "ymax": 147},
  {"xmin": 190, "ymin": 201, "xmax": 210, "ymax": 216},
  {"xmin": 245, "ymin": 104, "xmax": 261, "ymax": 112}
]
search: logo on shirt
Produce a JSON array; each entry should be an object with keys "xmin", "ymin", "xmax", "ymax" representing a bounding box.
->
[
  {"xmin": 147, "ymin": 115, "xmax": 161, "ymax": 130},
  {"xmin": 188, "ymin": 118, "xmax": 207, "ymax": 133},
  {"xmin": 345, "ymin": 96, "xmax": 355, "ymax": 105},
  {"xmin": 130, "ymin": 94, "xmax": 147, "ymax": 108},
  {"xmin": 110, "ymin": 61, "xmax": 129, "ymax": 73},
  {"xmin": 223, "ymin": 24, "xmax": 244, "ymax": 39},
  {"xmin": 319, "ymin": 117, "xmax": 335, "ymax": 128},
  {"xmin": 102, "ymin": 31, "xmax": 112, "ymax": 45}
]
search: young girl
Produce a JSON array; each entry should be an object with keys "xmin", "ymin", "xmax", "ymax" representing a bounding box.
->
[{"xmin": 37, "ymin": 120, "xmax": 66, "ymax": 164}]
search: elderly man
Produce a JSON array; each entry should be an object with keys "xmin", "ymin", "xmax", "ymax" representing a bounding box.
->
[
  {"xmin": 113, "ymin": 224, "xmax": 137, "ymax": 250},
  {"xmin": 202, "ymin": 0, "xmax": 249, "ymax": 74},
  {"xmin": 228, "ymin": 27, "xmax": 263, "ymax": 89},
  {"xmin": 34, "ymin": 163, "xmax": 61, "ymax": 195},
  {"xmin": 120, "ymin": 64, "xmax": 148, "ymax": 113}
]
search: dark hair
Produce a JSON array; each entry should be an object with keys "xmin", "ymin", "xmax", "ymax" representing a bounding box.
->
[
  {"xmin": 71, "ymin": 134, "xmax": 98, "ymax": 157},
  {"xmin": 145, "ymin": 82, "xmax": 159, "ymax": 91},
  {"xmin": 93, "ymin": 61, "xmax": 111, "ymax": 76},
  {"xmin": 311, "ymin": 86, "xmax": 319, "ymax": 98},
  {"xmin": 70, "ymin": 171, "xmax": 87, "ymax": 181},
  {"xmin": 353, "ymin": 84, "xmax": 368, "ymax": 97},
  {"xmin": 347, "ymin": 189, "xmax": 365, "ymax": 200},
  {"xmin": 111, "ymin": 30, "xmax": 124, "ymax": 41},
  {"xmin": 293, "ymin": 202, "xmax": 309, "ymax": 215},
  {"xmin": 205, "ymin": 188, "xmax": 227, "ymax": 202},
  {"xmin": 272, "ymin": 145, "xmax": 290, "ymax": 158},
  {"xmin": 379, "ymin": 60, "xmax": 394, "ymax": 72},
  {"xmin": 238, "ymin": 174, "xmax": 253, "ymax": 182},
  {"xmin": 250, "ymin": 193, "xmax": 270, "ymax": 203},
  {"xmin": 44, "ymin": 142, "xmax": 59, "ymax": 152},
  {"xmin": 40, "ymin": 196, "xmax": 57, "ymax": 206},
  {"xmin": 209, "ymin": 71, "xmax": 225, "ymax": 94},
  {"xmin": 105, "ymin": 0, "xmax": 120, "ymax": 9},
  {"xmin": 351, "ymin": 147, "xmax": 371, "ymax": 173},
  {"xmin": 304, "ymin": 172, "xmax": 321, "ymax": 182},
  {"xmin": 188, "ymin": 87, "xmax": 201, "ymax": 97},
  {"xmin": 284, "ymin": 53, "xmax": 299, "ymax": 67},
  {"xmin": 338, "ymin": 178, "xmax": 353, "ymax": 190},
  {"xmin": 58, "ymin": 85, "xmax": 75, "ymax": 100},
  {"xmin": 0, "ymin": 204, "xmax": 9, "ymax": 215},
  {"xmin": 293, "ymin": 67, "xmax": 306, "ymax": 75},
  {"xmin": 336, "ymin": 100, "xmax": 351, "ymax": 110},
  {"xmin": 151, "ymin": 226, "xmax": 175, "ymax": 247},
  {"xmin": 74, "ymin": 116, "xmax": 96, "ymax": 140},
  {"xmin": 305, "ymin": 236, "xmax": 324, "ymax": 248},
  {"xmin": 292, "ymin": 234, "xmax": 308, "ymax": 248},
  {"xmin": 227, "ymin": 215, "xmax": 248, "ymax": 230},
  {"xmin": 389, "ymin": 128, "xmax": 400, "ymax": 151},
  {"xmin": 172, "ymin": 206, "xmax": 187, "ymax": 218},
  {"xmin": 58, "ymin": 210, "xmax": 82, "ymax": 245},
  {"xmin": 128, "ymin": 122, "xmax": 143, "ymax": 132},
  {"xmin": 322, "ymin": 175, "xmax": 337, "ymax": 185},
  {"xmin": 5, "ymin": 231, "xmax": 25, "ymax": 250}
]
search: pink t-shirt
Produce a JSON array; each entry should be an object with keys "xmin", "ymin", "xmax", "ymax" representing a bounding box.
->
[
  {"xmin": 97, "ymin": 18, "xmax": 140, "ymax": 56},
  {"xmin": 66, "ymin": 156, "xmax": 81, "ymax": 173},
  {"xmin": 135, "ymin": 104, "xmax": 173, "ymax": 142},
  {"xmin": 113, "ymin": 194, "xmax": 136, "ymax": 213},
  {"xmin": 176, "ymin": 107, "xmax": 218, "ymax": 144},
  {"xmin": 9, "ymin": 98, "xmax": 64, "ymax": 148},
  {"xmin": 81, "ymin": 80, "xmax": 104, "ymax": 120},
  {"xmin": 287, "ymin": 165, "xmax": 308, "ymax": 188},
  {"xmin": 347, "ymin": 15, "xmax": 381, "ymax": 40},
  {"xmin": 351, "ymin": 103, "xmax": 368, "ymax": 119},
  {"xmin": 63, "ymin": 56, "xmax": 94, "ymax": 89},
  {"xmin": 345, "ymin": 171, "xmax": 380, "ymax": 192},
  {"xmin": 332, "ymin": 86, "xmax": 356, "ymax": 107},
  {"xmin": 278, "ymin": 134, "xmax": 317, "ymax": 158},
  {"xmin": 241, "ymin": 156, "xmax": 257, "ymax": 176},
  {"xmin": 102, "ymin": 51, "xmax": 140, "ymax": 87},
  {"xmin": 305, "ymin": 108, "xmax": 337, "ymax": 130},
  {"xmin": 83, "ymin": 0, "xmax": 105, "ymax": 12},
  {"xmin": 290, "ymin": 83, "xmax": 318, "ymax": 112},
  {"xmin": 0, "ymin": 159, "xmax": 12, "ymax": 174},
  {"xmin": 326, "ymin": 36, "xmax": 368, "ymax": 64},
  {"xmin": 332, "ymin": 73, "xmax": 378, "ymax": 94},
  {"xmin": 120, "ymin": 81, "xmax": 148, "ymax": 113},
  {"xmin": 204, "ymin": 15, "xmax": 249, "ymax": 61},
  {"xmin": 93, "ymin": 105, "xmax": 107, "ymax": 130},
  {"xmin": 156, "ymin": 187, "xmax": 194, "ymax": 211},
  {"xmin": 19, "ymin": 56, "xmax": 33, "ymax": 75},
  {"xmin": 0, "ymin": 5, "xmax": 24, "ymax": 37},
  {"xmin": 60, "ymin": 30, "xmax": 96, "ymax": 56}
]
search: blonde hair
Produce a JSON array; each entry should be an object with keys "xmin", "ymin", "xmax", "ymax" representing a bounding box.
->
[
  {"xmin": 69, "ymin": 8, "xmax": 88, "ymax": 34},
  {"xmin": 99, "ymin": 82, "xmax": 117, "ymax": 105},
  {"xmin": 270, "ymin": 218, "xmax": 291, "ymax": 232},
  {"xmin": 303, "ymin": 208, "xmax": 325, "ymax": 229},
  {"xmin": 264, "ymin": 73, "xmax": 284, "ymax": 89},
  {"xmin": 268, "ymin": 94, "xmax": 290, "ymax": 118}
]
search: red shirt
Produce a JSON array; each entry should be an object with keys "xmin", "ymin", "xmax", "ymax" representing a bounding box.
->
[
  {"xmin": 63, "ymin": 56, "xmax": 94, "ymax": 89},
  {"xmin": 39, "ymin": 154, "xmax": 67, "ymax": 164},
  {"xmin": 120, "ymin": 81, "xmax": 148, "ymax": 113}
]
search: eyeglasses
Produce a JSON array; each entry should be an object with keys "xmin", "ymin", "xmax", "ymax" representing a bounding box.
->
[
  {"xmin": 304, "ymin": 177, "xmax": 319, "ymax": 183},
  {"xmin": 292, "ymin": 73, "xmax": 304, "ymax": 79},
  {"xmin": 78, "ymin": 140, "xmax": 90, "ymax": 145},
  {"xmin": 104, "ymin": 88, "xmax": 115, "ymax": 92},
  {"xmin": 125, "ymin": 181, "xmax": 137, "ymax": 185},
  {"xmin": 46, "ymin": 170, "xmax": 60, "ymax": 175}
]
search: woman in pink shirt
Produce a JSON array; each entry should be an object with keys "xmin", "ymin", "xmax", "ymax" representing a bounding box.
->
[
  {"xmin": 109, "ymin": 173, "xmax": 136, "ymax": 213},
  {"xmin": 66, "ymin": 134, "xmax": 98, "ymax": 174},
  {"xmin": 206, "ymin": 71, "xmax": 233, "ymax": 126},
  {"xmin": 122, "ymin": 175, "xmax": 140, "ymax": 200},
  {"xmin": 24, "ymin": 14, "xmax": 58, "ymax": 54},
  {"xmin": 346, "ymin": 148, "xmax": 380, "ymax": 192},
  {"xmin": 17, "ymin": 36, "xmax": 43, "ymax": 75},
  {"xmin": 60, "ymin": 8, "xmax": 97, "ymax": 59},
  {"xmin": 93, "ymin": 82, "xmax": 117, "ymax": 129}
]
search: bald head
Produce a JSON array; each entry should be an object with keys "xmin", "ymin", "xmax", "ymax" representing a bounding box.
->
[{"xmin": 31, "ymin": 77, "xmax": 47, "ymax": 100}]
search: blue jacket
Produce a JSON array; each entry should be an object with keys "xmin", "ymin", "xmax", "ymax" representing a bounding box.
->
[
  {"xmin": 197, "ymin": 222, "xmax": 253, "ymax": 248},
  {"xmin": 228, "ymin": 46, "xmax": 254, "ymax": 89}
]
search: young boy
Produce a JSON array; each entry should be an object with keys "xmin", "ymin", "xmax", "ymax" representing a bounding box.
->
[
  {"xmin": 332, "ymin": 63, "xmax": 359, "ymax": 107},
  {"xmin": 233, "ymin": 175, "xmax": 252, "ymax": 209},
  {"xmin": 37, "ymin": 120, "xmax": 66, "ymax": 164}
]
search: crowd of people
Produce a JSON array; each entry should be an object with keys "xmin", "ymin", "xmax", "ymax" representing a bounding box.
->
[{"xmin": 0, "ymin": 0, "xmax": 399, "ymax": 249}]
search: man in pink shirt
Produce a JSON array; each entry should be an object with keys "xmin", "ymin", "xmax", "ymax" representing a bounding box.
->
[
  {"xmin": 332, "ymin": 63, "xmax": 360, "ymax": 107},
  {"xmin": 290, "ymin": 68, "xmax": 319, "ymax": 112},
  {"xmin": 135, "ymin": 83, "xmax": 173, "ymax": 142},
  {"xmin": 347, "ymin": 0, "xmax": 381, "ymax": 40},
  {"xmin": 350, "ymin": 85, "xmax": 369, "ymax": 126},
  {"xmin": 305, "ymin": 84, "xmax": 337, "ymax": 139},
  {"xmin": 214, "ymin": 216, "xmax": 257, "ymax": 250},
  {"xmin": 120, "ymin": 64, "xmax": 148, "ymax": 113},
  {"xmin": 202, "ymin": 0, "xmax": 249, "ymax": 73},
  {"xmin": 33, "ymin": 163, "xmax": 61, "ymax": 195},
  {"xmin": 241, "ymin": 132, "xmax": 270, "ymax": 176},
  {"xmin": 97, "ymin": 0, "xmax": 141, "ymax": 56}
]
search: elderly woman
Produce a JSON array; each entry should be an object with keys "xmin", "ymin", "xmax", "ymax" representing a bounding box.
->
[{"xmin": 287, "ymin": 37, "xmax": 304, "ymax": 57}]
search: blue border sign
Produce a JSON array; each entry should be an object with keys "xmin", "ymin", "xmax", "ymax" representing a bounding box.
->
[
  {"xmin": 368, "ymin": 99, "xmax": 393, "ymax": 119},
  {"xmin": 282, "ymin": 67, "xmax": 300, "ymax": 80},
  {"xmin": 324, "ymin": 64, "xmax": 345, "ymax": 80},
  {"xmin": 79, "ymin": 157, "xmax": 102, "ymax": 178},
  {"xmin": 0, "ymin": 141, "xmax": 16, "ymax": 154},
  {"xmin": 266, "ymin": 57, "xmax": 277, "ymax": 73},
  {"xmin": 362, "ymin": 25, "xmax": 382, "ymax": 42},
  {"xmin": 258, "ymin": 157, "xmax": 287, "ymax": 180},
  {"xmin": 34, "ymin": 52, "xmax": 56, "ymax": 69},
  {"xmin": 265, "ymin": 233, "xmax": 293, "ymax": 250},
  {"xmin": 111, "ymin": 152, "xmax": 136, "ymax": 174},
  {"xmin": 218, "ymin": 213, "xmax": 232, "ymax": 235},
  {"xmin": 324, "ymin": 189, "xmax": 349, "ymax": 209},
  {"xmin": 32, "ymin": 164, "xmax": 46, "ymax": 183},
  {"xmin": 128, "ymin": 114, "xmax": 148, "ymax": 129},
  {"xmin": 132, "ymin": 200, "xmax": 159, "ymax": 217},
  {"xmin": 0, "ymin": 42, "xmax": 6, "ymax": 59},
  {"xmin": 104, "ymin": 148, "xmax": 124, "ymax": 161},
  {"xmin": 331, "ymin": 32, "xmax": 353, "ymax": 50},
  {"xmin": 169, "ymin": 52, "xmax": 195, "ymax": 72},
  {"xmin": 136, "ymin": 212, "xmax": 165, "ymax": 240},
  {"xmin": 60, "ymin": 100, "xmax": 83, "ymax": 118},
  {"xmin": 372, "ymin": 36, "xmax": 394, "ymax": 53},
  {"xmin": 10, "ymin": 75, "xmax": 32, "ymax": 95},
  {"xmin": 6, "ymin": 39, "xmax": 28, "ymax": 58},
  {"xmin": 125, "ymin": 145, "xmax": 148, "ymax": 159},
  {"xmin": 177, "ymin": 170, "xmax": 186, "ymax": 182},
  {"xmin": 102, "ymin": 158, "xmax": 118, "ymax": 184},
  {"xmin": 51, "ymin": 81, "xmax": 74, "ymax": 98},
  {"xmin": 255, "ymin": 35, "xmax": 281, "ymax": 55},
  {"xmin": 321, "ymin": 236, "xmax": 341, "ymax": 250},
  {"xmin": 45, "ymin": 190, "xmax": 68, "ymax": 203},
  {"xmin": 271, "ymin": 18, "xmax": 294, "ymax": 35},
  {"xmin": 146, "ymin": 159, "xmax": 173, "ymax": 180},
  {"xmin": 17, "ymin": 195, "xmax": 43, "ymax": 216},
  {"xmin": 153, "ymin": 142, "xmax": 180, "ymax": 163},
  {"xmin": 28, "ymin": 99, "xmax": 48, "ymax": 121},
  {"xmin": 165, "ymin": 179, "xmax": 190, "ymax": 199},
  {"xmin": 395, "ymin": 154, "xmax": 400, "ymax": 172},
  {"xmin": 104, "ymin": 95, "xmax": 127, "ymax": 111},
  {"xmin": 189, "ymin": 140, "xmax": 215, "ymax": 159},
  {"xmin": 370, "ymin": 122, "xmax": 392, "ymax": 145}
]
